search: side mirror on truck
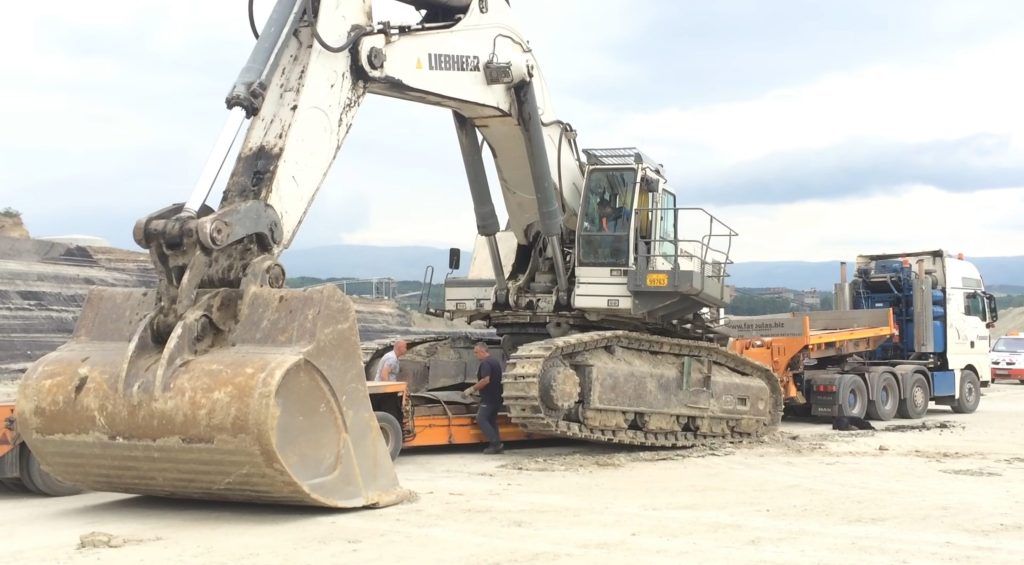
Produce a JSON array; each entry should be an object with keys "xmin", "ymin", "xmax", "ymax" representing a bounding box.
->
[
  {"xmin": 448, "ymin": 247, "xmax": 461, "ymax": 271},
  {"xmin": 984, "ymin": 291, "xmax": 999, "ymax": 325}
]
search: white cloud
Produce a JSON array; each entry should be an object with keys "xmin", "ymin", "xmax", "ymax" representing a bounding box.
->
[
  {"xmin": 721, "ymin": 185, "xmax": 1024, "ymax": 262},
  {"xmin": 2, "ymin": 1, "xmax": 1021, "ymax": 263},
  {"xmin": 598, "ymin": 35, "xmax": 1024, "ymax": 171}
]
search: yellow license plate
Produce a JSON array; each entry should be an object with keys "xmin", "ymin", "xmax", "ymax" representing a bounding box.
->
[{"xmin": 646, "ymin": 273, "xmax": 669, "ymax": 287}]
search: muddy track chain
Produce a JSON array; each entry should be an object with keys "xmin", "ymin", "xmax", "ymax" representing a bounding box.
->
[{"xmin": 502, "ymin": 330, "xmax": 783, "ymax": 448}]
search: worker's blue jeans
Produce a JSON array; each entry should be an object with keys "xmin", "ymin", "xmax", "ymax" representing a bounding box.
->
[{"xmin": 476, "ymin": 402, "xmax": 501, "ymax": 446}]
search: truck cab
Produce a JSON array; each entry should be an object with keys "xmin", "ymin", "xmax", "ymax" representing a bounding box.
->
[
  {"xmin": 940, "ymin": 254, "xmax": 998, "ymax": 386},
  {"xmin": 820, "ymin": 250, "xmax": 996, "ymax": 419},
  {"xmin": 849, "ymin": 251, "xmax": 997, "ymax": 389}
]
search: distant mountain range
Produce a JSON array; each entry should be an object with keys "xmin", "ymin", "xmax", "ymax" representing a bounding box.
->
[
  {"xmin": 730, "ymin": 256, "xmax": 1024, "ymax": 290},
  {"xmin": 282, "ymin": 244, "xmax": 1024, "ymax": 290}
]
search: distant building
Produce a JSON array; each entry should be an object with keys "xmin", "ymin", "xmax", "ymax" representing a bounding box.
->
[
  {"xmin": 796, "ymin": 288, "xmax": 821, "ymax": 309},
  {"xmin": 747, "ymin": 287, "xmax": 796, "ymax": 301}
]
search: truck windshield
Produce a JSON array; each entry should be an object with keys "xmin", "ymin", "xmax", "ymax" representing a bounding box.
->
[{"xmin": 992, "ymin": 337, "xmax": 1024, "ymax": 353}]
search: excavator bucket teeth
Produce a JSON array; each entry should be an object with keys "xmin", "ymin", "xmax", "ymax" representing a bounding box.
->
[{"xmin": 16, "ymin": 285, "xmax": 407, "ymax": 508}]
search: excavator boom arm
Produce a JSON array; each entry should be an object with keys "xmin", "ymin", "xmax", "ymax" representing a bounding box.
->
[{"xmin": 15, "ymin": 0, "xmax": 588, "ymax": 509}]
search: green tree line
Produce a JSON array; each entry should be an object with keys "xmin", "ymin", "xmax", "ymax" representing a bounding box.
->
[
  {"xmin": 996, "ymin": 295, "xmax": 1024, "ymax": 310},
  {"xmin": 726, "ymin": 291, "xmax": 834, "ymax": 316}
]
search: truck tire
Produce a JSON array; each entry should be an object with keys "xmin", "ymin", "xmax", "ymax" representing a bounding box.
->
[
  {"xmin": 866, "ymin": 373, "xmax": 899, "ymax": 421},
  {"xmin": 837, "ymin": 376, "xmax": 868, "ymax": 419},
  {"xmin": 952, "ymin": 369, "xmax": 981, "ymax": 414},
  {"xmin": 375, "ymin": 411, "xmax": 403, "ymax": 461},
  {"xmin": 898, "ymin": 374, "xmax": 930, "ymax": 419},
  {"xmin": 19, "ymin": 445, "xmax": 82, "ymax": 497}
]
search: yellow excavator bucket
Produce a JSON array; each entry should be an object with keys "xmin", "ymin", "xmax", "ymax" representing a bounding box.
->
[{"xmin": 16, "ymin": 285, "xmax": 407, "ymax": 508}]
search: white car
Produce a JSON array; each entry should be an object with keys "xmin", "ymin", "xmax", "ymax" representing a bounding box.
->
[{"xmin": 990, "ymin": 333, "xmax": 1024, "ymax": 383}]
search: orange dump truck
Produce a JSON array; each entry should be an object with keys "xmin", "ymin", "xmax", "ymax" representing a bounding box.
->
[
  {"xmin": 361, "ymin": 335, "xmax": 550, "ymax": 459},
  {"xmin": 726, "ymin": 253, "xmax": 994, "ymax": 421},
  {"xmin": 1, "ymin": 402, "xmax": 81, "ymax": 496},
  {"xmin": 366, "ymin": 381, "xmax": 543, "ymax": 460}
]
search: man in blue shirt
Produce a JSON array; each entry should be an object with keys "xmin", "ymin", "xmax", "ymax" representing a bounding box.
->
[
  {"xmin": 462, "ymin": 342, "xmax": 504, "ymax": 454},
  {"xmin": 598, "ymin": 198, "xmax": 629, "ymax": 233}
]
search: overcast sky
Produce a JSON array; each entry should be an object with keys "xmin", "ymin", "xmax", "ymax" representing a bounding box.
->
[{"xmin": 2, "ymin": 1, "xmax": 1023, "ymax": 263}]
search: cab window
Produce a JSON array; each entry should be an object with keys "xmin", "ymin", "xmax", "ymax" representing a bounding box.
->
[
  {"xmin": 578, "ymin": 168, "xmax": 637, "ymax": 267},
  {"xmin": 964, "ymin": 292, "xmax": 987, "ymax": 321}
]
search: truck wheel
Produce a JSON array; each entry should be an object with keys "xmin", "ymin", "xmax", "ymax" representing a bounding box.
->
[
  {"xmin": 19, "ymin": 446, "xmax": 82, "ymax": 497},
  {"xmin": 952, "ymin": 370, "xmax": 981, "ymax": 414},
  {"xmin": 898, "ymin": 374, "xmax": 930, "ymax": 419},
  {"xmin": 866, "ymin": 373, "xmax": 899, "ymax": 421},
  {"xmin": 837, "ymin": 377, "xmax": 868, "ymax": 419},
  {"xmin": 375, "ymin": 411, "xmax": 403, "ymax": 461},
  {"xmin": 0, "ymin": 450, "xmax": 28, "ymax": 492}
]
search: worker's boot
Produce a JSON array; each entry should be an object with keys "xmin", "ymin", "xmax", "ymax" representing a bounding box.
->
[{"xmin": 483, "ymin": 443, "xmax": 504, "ymax": 455}]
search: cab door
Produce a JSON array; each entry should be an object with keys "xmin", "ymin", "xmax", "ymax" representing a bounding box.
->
[
  {"xmin": 573, "ymin": 166, "xmax": 640, "ymax": 312},
  {"xmin": 950, "ymin": 287, "xmax": 993, "ymax": 383},
  {"xmin": 651, "ymin": 188, "xmax": 676, "ymax": 271}
]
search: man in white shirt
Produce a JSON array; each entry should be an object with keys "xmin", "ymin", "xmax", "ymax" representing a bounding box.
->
[{"xmin": 374, "ymin": 339, "xmax": 408, "ymax": 382}]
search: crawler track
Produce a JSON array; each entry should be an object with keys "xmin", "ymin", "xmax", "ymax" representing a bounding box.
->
[{"xmin": 503, "ymin": 331, "xmax": 783, "ymax": 447}]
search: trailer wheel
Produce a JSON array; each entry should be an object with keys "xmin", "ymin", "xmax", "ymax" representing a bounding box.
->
[
  {"xmin": 898, "ymin": 374, "xmax": 930, "ymax": 419},
  {"xmin": 375, "ymin": 411, "xmax": 403, "ymax": 461},
  {"xmin": 0, "ymin": 478, "xmax": 30, "ymax": 493},
  {"xmin": 952, "ymin": 370, "xmax": 981, "ymax": 414},
  {"xmin": 0, "ymin": 449, "xmax": 28, "ymax": 492},
  {"xmin": 18, "ymin": 445, "xmax": 82, "ymax": 497},
  {"xmin": 837, "ymin": 377, "xmax": 868, "ymax": 419},
  {"xmin": 866, "ymin": 373, "xmax": 899, "ymax": 421}
]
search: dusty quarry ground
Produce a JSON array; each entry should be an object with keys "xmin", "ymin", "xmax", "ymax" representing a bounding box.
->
[{"xmin": 3, "ymin": 383, "xmax": 1024, "ymax": 564}]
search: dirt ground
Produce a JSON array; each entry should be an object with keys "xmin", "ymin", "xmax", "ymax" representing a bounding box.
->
[{"xmin": 4, "ymin": 384, "xmax": 1024, "ymax": 564}]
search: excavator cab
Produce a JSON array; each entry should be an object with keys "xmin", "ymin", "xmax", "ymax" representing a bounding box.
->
[{"xmin": 573, "ymin": 148, "xmax": 736, "ymax": 325}]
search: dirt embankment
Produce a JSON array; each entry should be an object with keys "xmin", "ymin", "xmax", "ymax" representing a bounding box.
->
[
  {"xmin": 995, "ymin": 306, "xmax": 1024, "ymax": 337},
  {"xmin": 0, "ymin": 214, "xmax": 30, "ymax": 239},
  {"xmin": 0, "ymin": 236, "xmax": 157, "ymax": 381},
  {"xmin": 0, "ymin": 236, "xmax": 479, "ymax": 385}
]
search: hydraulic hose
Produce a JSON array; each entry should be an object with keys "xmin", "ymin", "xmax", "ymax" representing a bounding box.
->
[{"xmin": 305, "ymin": 0, "xmax": 372, "ymax": 53}]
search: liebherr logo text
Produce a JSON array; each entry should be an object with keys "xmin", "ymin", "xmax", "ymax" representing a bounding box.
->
[{"xmin": 427, "ymin": 53, "xmax": 481, "ymax": 72}]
